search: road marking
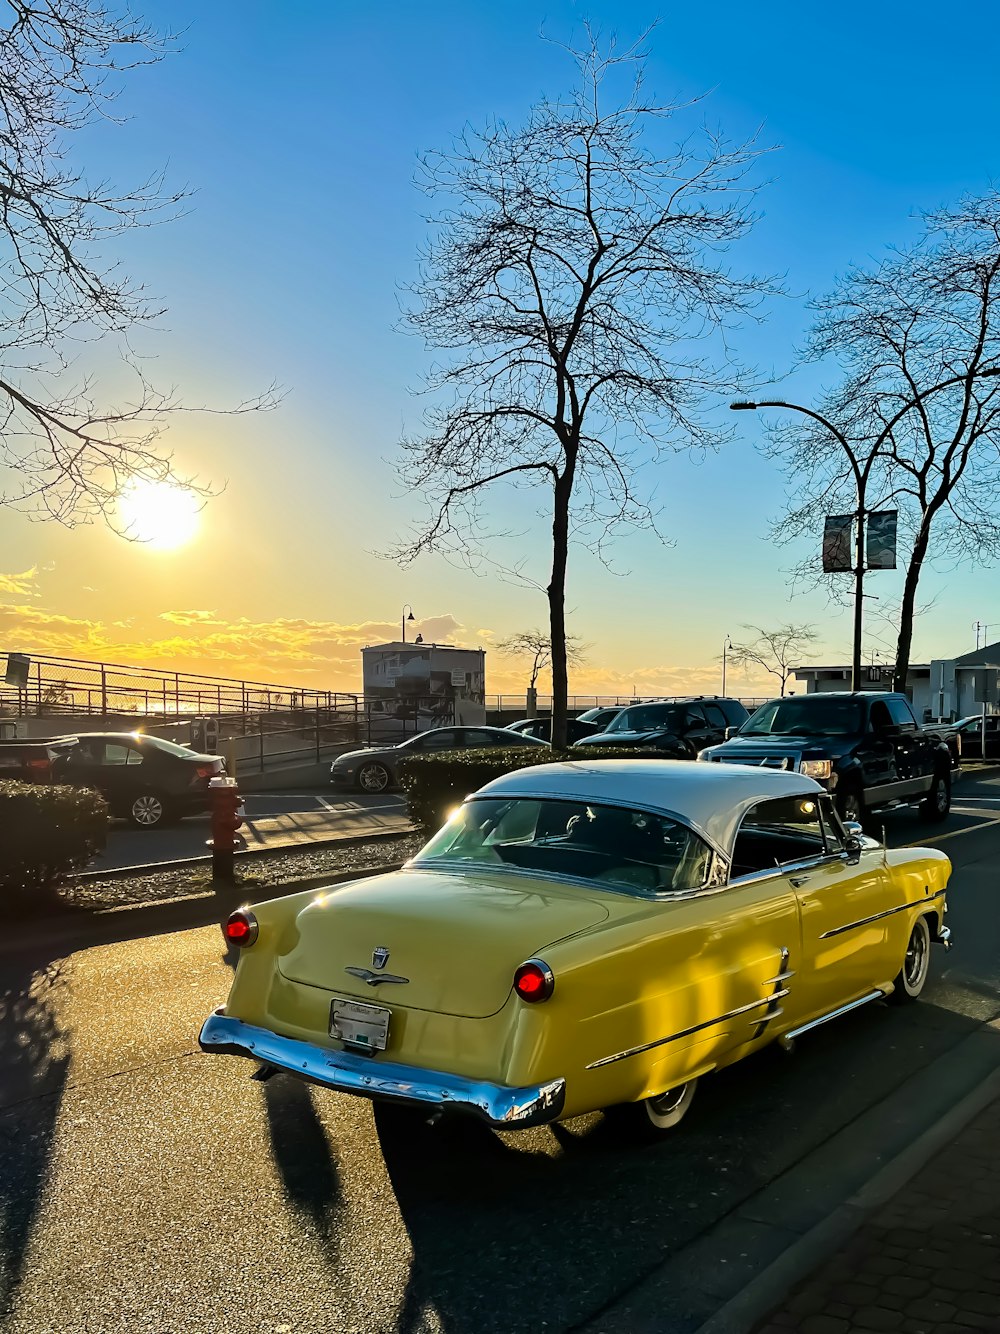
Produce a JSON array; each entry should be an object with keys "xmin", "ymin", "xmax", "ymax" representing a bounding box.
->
[{"xmin": 905, "ymin": 816, "xmax": 1000, "ymax": 847}]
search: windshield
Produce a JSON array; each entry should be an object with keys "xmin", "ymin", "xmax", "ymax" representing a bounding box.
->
[
  {"xmin": 414, "ymin": 796, "xmax": 713, "ymax": 896},
  {"xmin": 605, "ymin": 704, "xmax": 682, "ymax": 734},
  {"xmin": 741, "ymin": 697, "xmax": 864, "ymax": 737}
]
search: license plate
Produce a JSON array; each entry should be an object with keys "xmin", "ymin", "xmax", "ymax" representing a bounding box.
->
[{"xmin": 330, "ymin": 999, "xmax": 390, "ymax": 1051}]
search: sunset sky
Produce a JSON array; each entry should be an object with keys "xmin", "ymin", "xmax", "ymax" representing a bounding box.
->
[{"xmin": 2, "ymin": 0, "xmax": 999, "ymax": 701}]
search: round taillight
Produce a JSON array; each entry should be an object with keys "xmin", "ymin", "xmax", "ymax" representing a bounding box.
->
[
  {"xmin": 223, "ymin": 909, "xmax": 258, "ymax": 947},
  {"xmin": 513, "ymin": 959, "xmax": 554, "ymax": 1003}
]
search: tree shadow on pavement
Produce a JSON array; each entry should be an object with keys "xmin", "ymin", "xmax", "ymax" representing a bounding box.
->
[{"xmin": 0, "ymin": 951, "xmax": 71, "ymax": 1321}]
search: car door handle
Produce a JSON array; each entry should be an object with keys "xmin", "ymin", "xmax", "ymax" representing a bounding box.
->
[{"xmin": 789, "ymin": 874, "xmax": 814, "ymax": 887}]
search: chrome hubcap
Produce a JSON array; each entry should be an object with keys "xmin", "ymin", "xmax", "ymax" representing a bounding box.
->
[
  {"xmin": 904, "ymin": 925, "xmax": 928, "ymax": 989},
  {"xmin": 649, "ymin": 1085, "xmax": 688, "ymax": 1116},
  {"xmin": 360, "ymin": 766, "xmax": 387, "ymax": 792},
  {"xmin": 133, "ymin": 796, "xmax": 163, "ymax": 826}
]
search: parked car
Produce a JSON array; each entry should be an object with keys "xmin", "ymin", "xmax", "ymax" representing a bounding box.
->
[
  {"xmin": 505, "ymin": 716, "xmax": 600, "ymax": 743},
  {"xmin": 329, "ymin": 725, "xmax": 548, "ymax": 793},
  {"xmin": 0, "ymin": 737, "xmax": 76, "ymax": 782},
  {"xmin": 575, "ymin": 705, "xmax": 626, "ymax": 730},
  {"xmin": 572, "ymin": 697, "xmax": 750, "ymax": 757},
  {"xmin": 698, "ymin": 692, "xmax": 960, "ymax": 826},
  {"xmin": 201, "ymin": 759, "xmax": 952, "ymax": 1140},
  {"xmin": 937, "ymin": 714, "xmax": 1000, "ymax": 760},
  {"xmin": 0, "ymin": 731, "xmax": 224, "ymax": 827}
]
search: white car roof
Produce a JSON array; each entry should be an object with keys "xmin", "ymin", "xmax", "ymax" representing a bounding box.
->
[{"xmin": 473, "ymin": 759, "xmax": 824, "ymax": 858}]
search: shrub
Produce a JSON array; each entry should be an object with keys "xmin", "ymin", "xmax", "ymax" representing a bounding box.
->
[
  {"xmin": 0, "ymin": 781, "xmax": 108, "ymax": 910},
  {"xmin": 398, "ymin": 745, "xmax": 664, "ymax": 835}
]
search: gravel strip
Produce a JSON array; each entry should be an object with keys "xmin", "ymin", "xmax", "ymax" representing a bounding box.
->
[{"xmin": 58, "ymin": 833, "xmax": 425, "ymax": 913}]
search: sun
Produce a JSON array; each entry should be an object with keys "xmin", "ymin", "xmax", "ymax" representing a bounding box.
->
[{"xmin": 118, "ymin": 479, "xmax": 201, "ymax": 549}]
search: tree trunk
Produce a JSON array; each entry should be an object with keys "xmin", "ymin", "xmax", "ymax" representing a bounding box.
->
[
  {"xmin": 548, "ymin": 470, "xmax": 573, "ymax": 750},
  {"xmin": 893, "ymin": 517, "xmax": 932, "ymax": 694}
]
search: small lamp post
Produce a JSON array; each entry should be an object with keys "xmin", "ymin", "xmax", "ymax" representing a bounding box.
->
[{"xmin": 401, "ymin": 605, "xmax": 415, "ymax": 643}]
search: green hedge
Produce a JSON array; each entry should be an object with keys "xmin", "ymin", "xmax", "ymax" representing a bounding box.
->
[
  {"xmin": 0, "ymin": 781, "xmax": 108, "ymax": 908},
  {"xmin": 398, "ymin": 746, "xmax": 664, "ymax": 835}
]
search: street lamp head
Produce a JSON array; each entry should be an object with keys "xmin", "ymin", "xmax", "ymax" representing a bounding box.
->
[
  {"xmin": 730, "ymin": 400, "xmax": 758, "ymax": 411},
  {"xmin": 406, "ymin": 610, "xmax": 414, "ymax": 621}
]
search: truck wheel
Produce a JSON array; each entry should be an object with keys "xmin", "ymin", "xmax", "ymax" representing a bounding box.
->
[
  {"xmin": 919, "ymin": 771, "xmax": 950, "ymax": 823},
  {"xmin": 889, "ymin": 916, "xmax": 931, "ymax": 1004}
]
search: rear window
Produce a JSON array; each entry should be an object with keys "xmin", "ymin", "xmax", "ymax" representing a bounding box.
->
[
  {"xmin": 415, "ymin": 796, "xmax": 713, "ymax": 896},
  {"xmin": 136, "ymin": 735, "xmax": 195, "ymax": 758}
]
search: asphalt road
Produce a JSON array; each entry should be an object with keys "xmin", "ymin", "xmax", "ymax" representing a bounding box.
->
[
  {"xmin": 1, "ymin": 773, "xmax": 998, "ymax": 1333},
  {"xmin": 90, "ymin": 791, "xmax": 412, "ymax": 871}
]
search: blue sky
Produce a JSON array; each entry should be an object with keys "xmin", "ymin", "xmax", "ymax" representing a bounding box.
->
[{"xmin": 1, "ymin": 0, "xmax": 999, "ymax": 695}]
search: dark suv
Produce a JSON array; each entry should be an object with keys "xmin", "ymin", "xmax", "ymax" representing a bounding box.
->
[
  {"xmin": 0, "ymin": 731, "xmax": 225, "ymax": 827},
  {"xmin": 572, "ymin": 697, "xmax": 750, "ymax": 758},
  {"xmin": 698, "ymin": 692, "xmax": 959, "ymax": 825}
]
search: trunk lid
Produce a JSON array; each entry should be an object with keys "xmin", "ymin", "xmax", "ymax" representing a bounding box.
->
[{"xmin": 277, "ymin": 867, "xmax": 611, "ymax": 1018}]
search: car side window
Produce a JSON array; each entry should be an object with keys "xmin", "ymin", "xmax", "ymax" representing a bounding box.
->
[
  {"xmin": 103, "ymin": 743, "xmax": 142, "ymax": 766},
  {"xmin": 870, "ymin": 701, "xmax": 893, "ymax": 732},
  {"xmin": 703, "ymin": 704, "xmax": 728, "ymax": 728},
  {"xmin": 464, "ymin": 729, "xmax": 504, "ymax": 747},
  {"xmin": 66, "ymin": 740, "xmax": 103, "ymax": 766},
  {"xmin": 417, "ymin": 730, "xmax": 457, "ymax": 751},
  {"xmin": 680, "ymin": 706, "xmax": 706, "ymax": 730},
  {"xmin": 732, "ymin": 794, "xmax": 829, "ymax": 877},
  {"xmin": 886, "ymin": 698, "xmax": 917, "ymax": 730}
]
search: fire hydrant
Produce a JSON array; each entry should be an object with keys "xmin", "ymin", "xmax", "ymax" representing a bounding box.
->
[{"xmin": 208, "ymin": 776, "xmax": 243, "ymax": 884}]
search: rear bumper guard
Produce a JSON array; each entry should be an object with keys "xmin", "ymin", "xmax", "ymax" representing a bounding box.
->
[{"xmin": 199, "ymin": 1009, "xmax": 566, "ymax": 1129}]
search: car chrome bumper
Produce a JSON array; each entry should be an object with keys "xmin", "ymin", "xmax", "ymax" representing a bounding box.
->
[{"xmin": 199, "ymin": 1009, "xmax": 566, "ymax": 1129}]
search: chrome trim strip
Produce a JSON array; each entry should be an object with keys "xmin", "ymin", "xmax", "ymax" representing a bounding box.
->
[
  {"xmin": 819, "ymin": 890, "xmax": 946, "ymax": 940},
  {"xmin": 762, "ymin": 970, "xmax": 796, "ymax": 985},
  {"xmin": 199, "ymin": 1010, "xmax": 565, "ymax": 1129},
  {"xmin": 585, "ymin": 988, "xmax": 790, "ymax": 1070},
  {"xmin": 780, "ymin": 989, "xmax": 888, "ymax": 1043}
]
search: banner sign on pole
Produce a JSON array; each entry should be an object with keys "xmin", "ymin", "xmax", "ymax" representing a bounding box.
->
[
  {"xmin": 4, "ymin": 654, "xmax": 30, "ymax": 688},
  {"xmin": 866, "ymin": 510, "xmax": 898, "ymax": 570},
  {"xmin": 822, "ymin": 516, "xmax": 854, "ymax": 572}
]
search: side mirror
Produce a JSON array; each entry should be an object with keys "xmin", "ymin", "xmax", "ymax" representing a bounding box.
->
[
  {"xmin": 724, "ymin": 726, "xmax": 738, "ymax": 740},
  {"xmin": 842, "ymin": 820, "xmax": 864, "ymax": 838},
  {"xmin": 844, "ymin": 834, "xmax": 864, "ymax": 865}
]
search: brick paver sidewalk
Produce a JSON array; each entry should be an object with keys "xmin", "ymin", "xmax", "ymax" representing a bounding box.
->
[{"xmin": 754, "ymin": 1096, "xmax": 1000, "ymax": 1334}]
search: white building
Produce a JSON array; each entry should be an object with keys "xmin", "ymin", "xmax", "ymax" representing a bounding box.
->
[
  {"xmin": 792, "ymin": 641, "xmax": 1000, "ymax": 721},
  {"xmin": 361, "ymin": 641, "xmax": 486, "ymax": 730}
]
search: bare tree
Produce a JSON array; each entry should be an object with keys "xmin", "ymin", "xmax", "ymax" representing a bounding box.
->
[
  {"xmin": 760, "ymin": 193, "xmax": 1000, "ymax": 691},
  {"xmin": 497, "ymin": 628, "xmax": 587, "ymax": 692},
  {"xmin": 0, "ymin": 0, "xmax": 274, "ymax": 528},
  {"xmin": 391, "ymin": 28, "xmax": 772, "ymax": 746},
  {"xmin": 727, "ymin": 623, "xmax": 818, "ymax": 696}
]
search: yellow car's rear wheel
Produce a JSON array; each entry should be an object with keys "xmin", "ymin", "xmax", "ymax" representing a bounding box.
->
[{"xmin": 609, "ymin": 1078, "xmax": 698, "ymax": 1139}]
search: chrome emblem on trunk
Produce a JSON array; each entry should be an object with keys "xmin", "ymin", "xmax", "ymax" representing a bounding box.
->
[{"xmin": 372, "ymin": 946, "xmax": 390, "ymax": 969}]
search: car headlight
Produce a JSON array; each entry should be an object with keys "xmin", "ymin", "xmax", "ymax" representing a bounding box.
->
[{"xmin": 798, "ymin": 759, "xmax": 833, "ymax": 780}]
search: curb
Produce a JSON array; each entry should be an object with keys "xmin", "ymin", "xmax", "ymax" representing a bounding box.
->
[
  {"xmin": 694, "ymin": 1057, "xmax": 1000, "ymax": 1334},
  {"xmin": 76, "ymin": 823, "xmax": 416, "ymax": 881},
  {"xmin": 581, "ymin": 1016, "xmax": 1000, "ymax": 1334},
  {"xmin": 0, "ymin": 859, "xmax": 407, "ymax": 958}
]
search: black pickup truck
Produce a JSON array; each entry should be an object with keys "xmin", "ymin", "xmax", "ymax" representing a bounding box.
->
[{"xmin": 697, "ymin": 691, "xmax": 960, "ymax": 826}]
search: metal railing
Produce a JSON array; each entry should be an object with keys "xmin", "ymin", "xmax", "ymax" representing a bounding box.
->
[{"xmin": 1, "ymin": 651, "xmax": 359, "ymax": 721}]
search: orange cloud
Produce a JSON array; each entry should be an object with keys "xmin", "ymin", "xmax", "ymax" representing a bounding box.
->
[{"xmin": 0, "ymin": 568, "xmax": 40, "ymax": 598}]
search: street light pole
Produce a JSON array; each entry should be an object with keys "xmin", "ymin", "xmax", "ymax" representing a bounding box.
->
[
  {"xmin": 401, "ymin": 604, "xmax": 415, "ymax": 644},
  {"xmin": 722, "ymin": 634, "xmax": 732, "ymax": 696},
  {"xmin": 731, "ymin": 398, "xmax": 869, "ymax": 692},
  {"xmin": 731, "ymin": 366, "xmax": 1000, "ymax": 694}
]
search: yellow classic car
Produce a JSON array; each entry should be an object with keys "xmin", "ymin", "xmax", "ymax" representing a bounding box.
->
[{"xmin": 199, "ymin": 760, "xmax": 953, "ymax": 1138}]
